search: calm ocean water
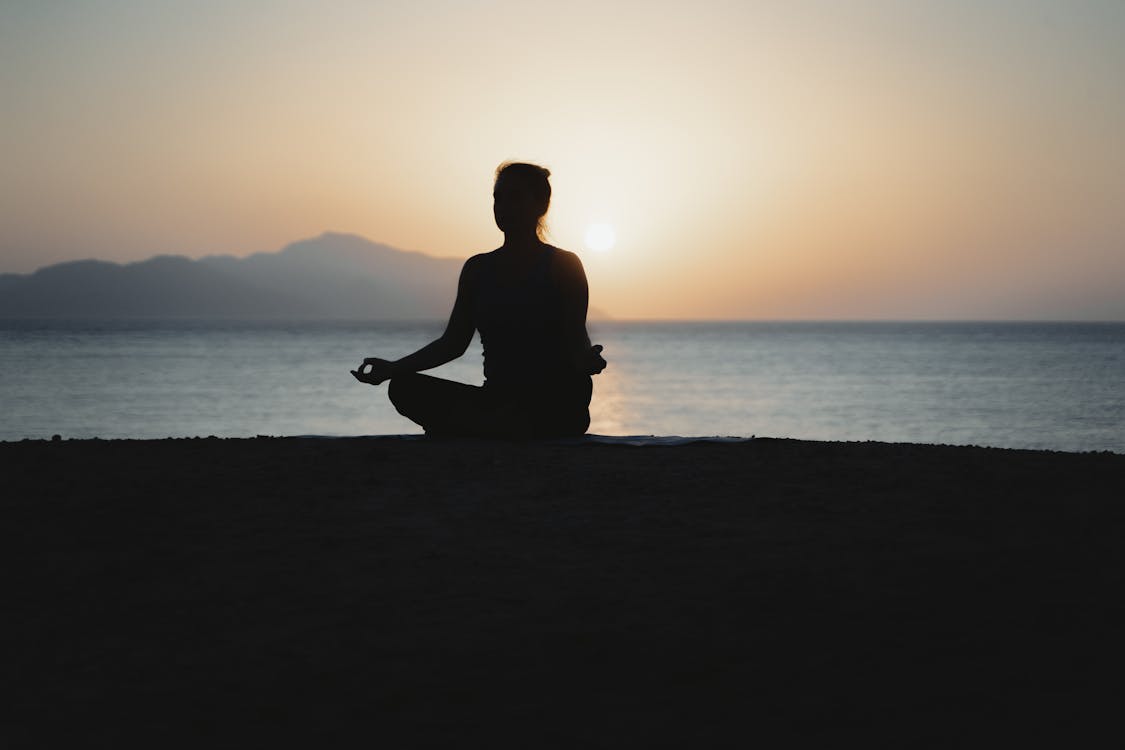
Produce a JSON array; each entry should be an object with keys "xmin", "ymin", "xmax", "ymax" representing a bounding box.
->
[{"xmin": 1, "ymin": 320, "xmax": 1123, "ymax": 452}]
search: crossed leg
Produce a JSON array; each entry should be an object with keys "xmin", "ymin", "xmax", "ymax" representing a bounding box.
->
[
  {"xmin": 387, "ymin": 372, "xmax": 591, "ymax": 438},
  {"xmin": 387, "ymin": 373, "xmax": 491, "ymax": 437}
]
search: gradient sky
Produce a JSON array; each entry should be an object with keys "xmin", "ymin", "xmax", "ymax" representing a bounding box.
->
[{"xmin": 3, "ymin": 0, "xmax": 1124, "ymax": 319}]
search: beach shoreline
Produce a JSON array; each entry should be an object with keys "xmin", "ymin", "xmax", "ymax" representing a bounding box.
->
[{"xmin": 8, "ymin": 436, "xmax": 1125, "ymax": 744}]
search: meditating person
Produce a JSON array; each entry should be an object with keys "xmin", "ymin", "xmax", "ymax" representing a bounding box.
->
[{"xmin": 351, "ymin": 162, "xmax": 607, "ymax": 437}]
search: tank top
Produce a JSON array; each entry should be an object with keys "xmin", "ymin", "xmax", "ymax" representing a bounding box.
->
[{"xmin": 473, "ymin": 247, "xmax": 572, "ymax": 389}]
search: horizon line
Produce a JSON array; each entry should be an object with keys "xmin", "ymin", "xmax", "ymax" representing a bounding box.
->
[{"xmin": 2, "ymin": 315, "xmax": 1124, "ymax": 325}]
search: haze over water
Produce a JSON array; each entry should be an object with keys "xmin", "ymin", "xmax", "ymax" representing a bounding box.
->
[{"xmin": 3, "ymin": 320, "xmax": 1122, "ymax": 453}]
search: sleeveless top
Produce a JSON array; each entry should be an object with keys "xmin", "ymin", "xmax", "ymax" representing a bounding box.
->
[{"xmin": 473, "ymin": 247, "xmax": 576, "ymax": 390}]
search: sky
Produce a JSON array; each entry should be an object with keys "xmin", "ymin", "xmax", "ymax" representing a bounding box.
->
[{"xmin": 2, "ymin": 0, "xmax": 1124, "ymax": 319}]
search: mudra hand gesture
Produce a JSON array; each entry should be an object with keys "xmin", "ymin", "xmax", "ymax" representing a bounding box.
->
[
  {"xmin": 354, "ymin": 345, "xmax": 604, "ymax": 384},
  {"xmin": 351, "ymin": 357, "xmax": 396, "ymax": 385},
  {"xmin": 583, "ymin": 344, "xmax": 607, "ymax": 376}
]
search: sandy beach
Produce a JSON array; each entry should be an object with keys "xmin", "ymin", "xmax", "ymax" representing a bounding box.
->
[{"xmin": 7, "ymin": 436, "xmax": 1124, "ymax": 746}]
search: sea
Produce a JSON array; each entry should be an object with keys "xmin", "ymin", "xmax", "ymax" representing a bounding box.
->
[{"xmin": 1, "ymin": 320, "xmax": 1123, "ymax": 453}]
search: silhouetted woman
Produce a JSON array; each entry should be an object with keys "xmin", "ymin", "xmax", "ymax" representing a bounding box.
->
[{"xmin": 351, "ymin": 162, "xmax": 606, "ymax": 437}]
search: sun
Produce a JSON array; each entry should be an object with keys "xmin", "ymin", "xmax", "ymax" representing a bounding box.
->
[{"xmin": 584, "ymin": 222, "xmax": 617, "ymax": 253}]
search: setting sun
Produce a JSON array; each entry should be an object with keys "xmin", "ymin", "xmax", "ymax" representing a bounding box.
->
[
  {"xmin": 584, "ymin": 223, "xmax": 617, "ymax": 253},
  {"xmin": 2, "ymin": 2, "xmax": 1124, "ymax": 320}
]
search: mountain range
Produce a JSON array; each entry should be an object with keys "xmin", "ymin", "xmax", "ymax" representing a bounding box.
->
[{"xmin": 0, "ymin": 233, "xmax": 585, "ymax": 320}]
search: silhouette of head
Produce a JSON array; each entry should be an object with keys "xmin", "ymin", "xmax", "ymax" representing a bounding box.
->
[{"xmin": 494, "ymin": 162, "xmax": 551, "ymax": 239}]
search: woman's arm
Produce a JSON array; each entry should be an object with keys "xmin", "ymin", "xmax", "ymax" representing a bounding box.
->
[
  {"xmin": 351, "ymin": 256, "xmax": 481, "ymax": 384},
  {"xmin": 553, "ymin": 250, "xmax": 607, "ymax": 376}
]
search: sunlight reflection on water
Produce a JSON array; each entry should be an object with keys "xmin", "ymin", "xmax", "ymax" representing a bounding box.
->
[{"xmin": 1, "ymin": 320, "xmax": 1123, "ymax": 452}]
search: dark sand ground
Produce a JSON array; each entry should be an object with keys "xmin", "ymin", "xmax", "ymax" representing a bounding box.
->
[{"xmin": 6, "ymin": 436, "xmax": 1125, "ymax": 746}]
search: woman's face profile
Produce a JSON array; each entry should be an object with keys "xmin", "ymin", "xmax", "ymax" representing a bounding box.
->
[{"xmin": 493, "ymin": 175, "xmax": 541, "ymax": 234}]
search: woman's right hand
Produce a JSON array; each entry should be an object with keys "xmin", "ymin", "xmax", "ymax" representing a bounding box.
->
[
  {"xmin": 350, "ymin": 357, "xmax": 397, "ymax": 385},
  {"xmin": 583, "ymin": 344, "xmax": 607, "ymax": 376}
]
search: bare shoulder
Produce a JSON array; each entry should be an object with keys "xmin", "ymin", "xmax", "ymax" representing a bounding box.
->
[
  {"xmin": 461, "ymin": 251, "xmax": 495, "ymax": 277},
  {"xmin": 547, "ymin": 245, "xmax": 585, "ymax": 272},
  {"xmin": 464, "ymin": 251, "xmax": 496, "ymax": 266},
  {"xmin": 546, "ymin": 244, "xmax": 579, "ymax": 261}
]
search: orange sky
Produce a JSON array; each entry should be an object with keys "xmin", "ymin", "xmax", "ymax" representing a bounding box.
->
[{"xmin": 3, "ymin": 1, "xmax": 1124, "ymax": 319}]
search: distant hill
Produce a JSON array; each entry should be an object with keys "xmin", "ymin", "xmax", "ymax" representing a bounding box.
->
[
  {"xmin": 0, "ymin": 232, "xmax": 613, "ymax": 319},
  {"xmin": 0, "ymin": 233, "xmax": 466, "ymax": 319}
]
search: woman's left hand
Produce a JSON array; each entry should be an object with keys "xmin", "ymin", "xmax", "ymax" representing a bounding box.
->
[{"xmin": 351, "ymin": 357, "xmax": 396, "ymax": 385}]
